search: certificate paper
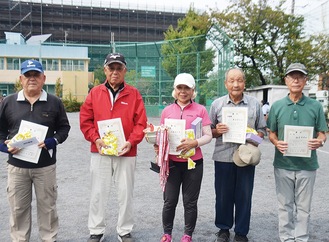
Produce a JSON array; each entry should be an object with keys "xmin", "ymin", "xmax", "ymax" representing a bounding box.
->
[
  {"xmin": 222, "ymin": 107, "xmax": 248, "ymax": 144},
  {"xmin": 9, "ymin": 137, "xmax": 39, "ymax": 149},
  {"xmin": 284, "ymin": 125, "xmax": 313, "ymax": 158},
  {"xmin": 13, "ymin": 120, "xmax": 48, "ymax": 163},
  {"xmin": 97, "ymin": 118, "xmax": 126, "ymax": 155},
  {"xmin": 165, "ymin": 119, "xmax": 186, "ymax": 155}
]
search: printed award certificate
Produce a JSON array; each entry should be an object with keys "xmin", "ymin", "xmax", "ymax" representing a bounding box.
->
[
  {"xmin": 222, "ymin": 107, "xmax": 248, "ymax": 144},
  {"xmin": 12, "ymin": 120, "xmax": 48, "ymax": 163},
  {"xmin": 284, "ymin": 125, "xmax": 313, "ymax": 158},
  {"xmin": 165, "ymin": 118, "xmax": 186, "ymax": 155},
  {"xmin": 97, "ymin": 118, "xmax": 126, "ymax": 156}
]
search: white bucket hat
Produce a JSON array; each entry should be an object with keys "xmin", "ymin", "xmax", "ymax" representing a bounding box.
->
[{"xmin": 233, "ymin": 143, "xmax": 261, "ymax": 167}]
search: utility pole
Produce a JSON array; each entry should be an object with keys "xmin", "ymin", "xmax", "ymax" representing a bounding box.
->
[
  {"xmin": 41, "ymin": 0, "xmax": 43, "ymax": 34},
  {"xmin": 64, "ymin": 31, "xmax": 68, "ymax": 45},
  {"xmin": 291, "ymin": 0, "xmax": 295, "ymax": 14},
  {"xmin": 111, "ymin": 32, "xmax": 115, "ymax": 53}
]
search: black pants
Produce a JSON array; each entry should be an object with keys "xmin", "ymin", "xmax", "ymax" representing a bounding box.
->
[{"xmin": 162, "ymin": 159, "xmax": 203, "ymax": 236}]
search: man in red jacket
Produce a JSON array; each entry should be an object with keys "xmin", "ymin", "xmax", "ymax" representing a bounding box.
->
[{"xmin": 80, "ymin": 53, "xmax": 147, "ymax": 242}]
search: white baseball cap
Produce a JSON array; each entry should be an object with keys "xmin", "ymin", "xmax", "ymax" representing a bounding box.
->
[{"xmin": 173, "ymin": 73, "xmax": 195, "ymax": 89}]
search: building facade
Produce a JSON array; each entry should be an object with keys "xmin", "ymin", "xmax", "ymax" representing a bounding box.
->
[
  {"xmin": 0, "ymin": 0, "xmax": 185, "ymax": 44},
  {"xmin": 0, "ymin": 32, "xmax": 89, "ymax": 101},
  {"xmin": 0, "ymin": 0, "xmax": 187, "ymax": 101}
]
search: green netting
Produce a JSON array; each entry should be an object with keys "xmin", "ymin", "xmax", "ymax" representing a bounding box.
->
[{"xmin": 45, "ymin": 24, "xmax": 234, "ymax": 116}]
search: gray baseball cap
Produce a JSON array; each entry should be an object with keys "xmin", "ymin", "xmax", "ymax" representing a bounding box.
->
[{"xmin": 285, "ymin": 63, "xmax": 308, "ymax": 76}]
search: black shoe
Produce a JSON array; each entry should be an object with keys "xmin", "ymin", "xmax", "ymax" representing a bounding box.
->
[
  {"xmin": 214, "ymin": 229, "xmax": 230, "ymax": 242},
  {"xmin": 118, "ymin": 233, "xmax": 134, "ymax": 242},
  {"xmin": 87, "ymin": 234, "xmax": 104, "ymax": 242},
  {"xmin": 233, "ymin": 234, "xmax": 248, "ymax": 242}
]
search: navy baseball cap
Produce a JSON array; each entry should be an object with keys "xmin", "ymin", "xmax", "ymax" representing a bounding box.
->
[
  {"xmin": 21, "ymin": 59, "xmax": 44, "ymax": 74},
  {"xmin": 104, "ymin": 53, "xmax": 126, "ymax": 66}
]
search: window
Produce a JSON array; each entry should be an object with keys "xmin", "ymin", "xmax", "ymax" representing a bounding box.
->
[
  {"xmin": 61, "ymin": 59, "xmax": 73, "ymax": 71},
  {"xmin": 43, "ymin": 59, "xmax": 59, "ymax": 71},
  {"xmin": 73, "ymin": 60, "xmax": 84, "ymax": 71},
  {"xmin": 45, "ymin": 59, "xmax": 59, "ymax": 71},
  {"xmin": 7, "ymin": 58, "xmax": 20, "ymax": 70},
  {"xmin": 0, "ymin": 58, "xmax": 4, "ymax": 70}
]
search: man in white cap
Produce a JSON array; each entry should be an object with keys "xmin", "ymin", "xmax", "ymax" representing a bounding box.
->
[
  {"xmin": 267, "ymin": 63, "xmax": 328, "ymax": 241},
  {"xmin": 80, "ymin": 53, "xmax": 147, "ymax": 242}
]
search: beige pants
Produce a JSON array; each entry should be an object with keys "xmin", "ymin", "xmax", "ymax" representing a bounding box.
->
[
  {"xmin": 7, "ymin": 164, "xmax": 58, "ymax": 242},
  {"xmin": 88, "ymin": 153, "xmax": 136, "ymax": 236}
]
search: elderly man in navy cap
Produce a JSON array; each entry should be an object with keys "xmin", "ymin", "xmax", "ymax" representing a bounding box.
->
[
  {"xmin": 0, "ymin": 59, "xmax": 70, "ymax": 241},
  {"xmin": 267, "ymin": 63, "xmax": 328, "ymax": 242},
  {"xmin": 80, "ymin": 53, "xmax": 147, "ymax": 242}
]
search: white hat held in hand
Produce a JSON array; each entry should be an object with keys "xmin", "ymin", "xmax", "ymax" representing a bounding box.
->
[{"xmin": 233, "ymin": 143, "xmax": 261, "ymax": 167}]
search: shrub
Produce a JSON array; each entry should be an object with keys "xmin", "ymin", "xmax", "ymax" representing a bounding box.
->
[{"xmin": 62, "ymin": 93, "xmax": 82, "ymax": 112}]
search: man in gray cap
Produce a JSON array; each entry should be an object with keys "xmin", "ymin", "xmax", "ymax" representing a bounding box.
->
[{"xmin": 267, "ymin": 63, "xmax": 328, "ymax": 241}]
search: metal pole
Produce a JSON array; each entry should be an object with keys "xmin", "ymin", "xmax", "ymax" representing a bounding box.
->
[
  {"xmin": 41, "ymin": 0, "xmax": 43, "ymax": 34},
  {"xmin": 111, "ymin": 32, "xmax": 115, "ymax": 53},
  {"xmin": 291, "ymin": 0, "xmax": 295, "ymax": 14}
]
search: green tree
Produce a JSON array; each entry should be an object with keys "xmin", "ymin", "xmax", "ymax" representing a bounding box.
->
[
  {"xmin": 14, "ymin": 79, "xmax": 22, "ymax": 92},
  {"xmin": 55, "ymin": 77, "xmax": 62, "ymax": 97},
  {"xmin": 309, "ymin": 34, "xmax": 329, "ymax": 89},
  {"xmin": 211, "ymin": 0, "xmax": 312, "ymax": 86},
  {"xmin": 199, "ymin": 72, "xmax": 219, "ymax": 102},
  {"xmin": 89, "ymin": 65, "xmax": 104, "ymax": 91},
  {"xmin": 125, "ymin": 69, "xmax": 159, "ymax": 105},
  {"xmin": 161, "ymin": 7, "xmax": 215, "ymax": 104},
  {"xmin": 93, "ymin": 64, "xmax": 105, "ymax": 84}
]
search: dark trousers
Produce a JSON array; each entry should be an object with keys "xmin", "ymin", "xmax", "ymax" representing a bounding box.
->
[
  {"xmin": 162, "ymin": 159, "xmax": 203, "ymax": 236},
  {"xmin": 214, "ymin": 161, "xmax": 255, "ymax": 236}
]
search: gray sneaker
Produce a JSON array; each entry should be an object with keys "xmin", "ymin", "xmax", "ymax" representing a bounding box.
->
[
  {"xmin": 87, "ymin": 234, "xmax": 104, "ymax": 242},
  {"xmin": 233, "ymin": 235, "xmax": 248, "ymax": 242},
  {"xmin": 118, "ymin": 233, "xmax": 134, "ymax": 242},
  {"xmin": 214, "ymin": 229, "xmax": 230, "ymax": 242}
]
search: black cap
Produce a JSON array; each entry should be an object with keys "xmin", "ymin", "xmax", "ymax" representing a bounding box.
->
[{"xmin": 104, "ymin": 53, "xmax": 126, "ymax": 66}]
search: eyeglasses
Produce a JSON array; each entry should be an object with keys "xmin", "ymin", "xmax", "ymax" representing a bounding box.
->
[
  {"xmin": 107, "ymin": 65, "xmax": 125, "ymax": 72},
  {"xmin": 286, "ymin": 75, "xmax": 306, "ymax": 82},
  {"xmin": 23, "ymin": 72, "xmax": 42, "ymax": 78}
]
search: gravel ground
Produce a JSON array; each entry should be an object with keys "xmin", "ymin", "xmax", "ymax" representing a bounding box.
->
[{"xmin": 0, "ymin": 112, "xmax": 328, "ymax": 242}]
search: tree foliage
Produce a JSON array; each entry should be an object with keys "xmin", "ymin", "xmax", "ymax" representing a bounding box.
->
[
  {"xmin": 309, "ymin": 34, "xmax": 329, "ymax": 89},
  {"xmin": 14, "ymin": 79, "xmax": 22, "ymax": 92},
  {"xmin": 161, "ymin": 7, "xmax": 215, "ymax": 80},
  {"xmin": 55, "ymin": 77, "xmax": 62, "ymax": 97},
  {"xmin": 93, "ymin": 65, "xmax": 105, "ymax": 84},
  {"xmin": 125, "ymin": 69, "xmax": 161, "ymax": 105},
  {"xmin": 160, "ymin": 7, "xmax": 216, "ymax": 104},
  {"xmin": 89, "ymin": 65, "xmax": 104, "ymax": 91},
  {"xmin": 211, "ymin": 0, "xmax": 313, "ymax": 86}
]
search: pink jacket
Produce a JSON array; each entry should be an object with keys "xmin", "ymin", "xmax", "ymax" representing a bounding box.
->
[
  {"xmin": 80, "ymin": 82, "xmax": 147, "ymax": 156},
  {"xmin": 160, "ymin": 101, "xmax": 212, "ymax": 162}
]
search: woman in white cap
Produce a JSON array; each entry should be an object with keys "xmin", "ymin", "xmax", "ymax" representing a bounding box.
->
[{"xmin": 157, "ymin": 73, "xmax": 212, "ymax": 242}]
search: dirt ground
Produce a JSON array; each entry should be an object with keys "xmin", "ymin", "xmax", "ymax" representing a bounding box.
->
[{"xmin": 0, "ymin": 112, "xmax": 328, "ymax": 242}]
